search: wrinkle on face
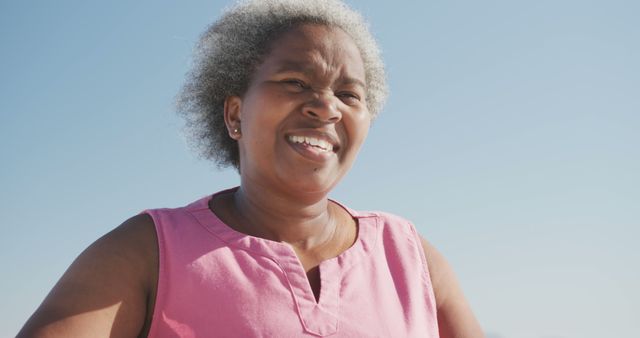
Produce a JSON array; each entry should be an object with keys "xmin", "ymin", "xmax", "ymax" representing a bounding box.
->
[{"xmin": 263, "ymin": 25, "xmax": 366, "ymax": 97}]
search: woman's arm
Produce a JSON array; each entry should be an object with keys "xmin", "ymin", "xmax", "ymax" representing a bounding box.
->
[
  {"xmin": 17, "ymin": 214, "xmax": 158, "ymax": 338},
  {"xmin": 420, "ymin": 236, "xmax": 484, "ymax": 338}
]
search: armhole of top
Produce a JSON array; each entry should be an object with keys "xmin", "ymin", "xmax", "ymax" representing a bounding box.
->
[
  {"xmin": 407, "ymin": 222, "xmax": 438, "ymax": 309},
  {"xmin": 141, "ymin": 209, "xmax": 166, "ymax": 338}
]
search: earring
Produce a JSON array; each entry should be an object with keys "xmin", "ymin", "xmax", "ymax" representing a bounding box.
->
[{"xmin": 231, "ymin": 127, "xmax": 241, "ymax": 139}]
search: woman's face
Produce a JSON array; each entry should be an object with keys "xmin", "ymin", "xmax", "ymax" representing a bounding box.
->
[{"xmin": 228, "ymin": 24, "xmax": 370, "ymax": 196}]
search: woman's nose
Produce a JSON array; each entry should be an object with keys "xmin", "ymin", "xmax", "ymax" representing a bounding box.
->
[{"xmin": 302, "ymin": 92, "xmax": 342, "ymax": 123}]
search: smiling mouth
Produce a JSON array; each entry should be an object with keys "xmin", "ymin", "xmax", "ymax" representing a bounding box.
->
[{"xmin": 287, "ymin": 135, "xmax": 336, "ymax": 153}]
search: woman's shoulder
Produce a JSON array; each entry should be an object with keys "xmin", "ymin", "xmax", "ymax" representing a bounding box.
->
[
  {"xmin": 17, "ymin": 213, "xmax": 159, "ymax": 337},
  {"xmin": 332, "ymin": 199, "xmax": 413, "ymax": 224},
  {"xmin": 347, "ymin": 206, "xmax": 419, "ymax": 235},
  {"xmin": 142, "ymin": 195, "xmax": 214, "ymax": 225}
]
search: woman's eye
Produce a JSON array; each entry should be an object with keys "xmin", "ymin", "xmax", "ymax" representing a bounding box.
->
[
  {"xmin": 337, "ymin": 92, "xmax": 361, "ymax": 104},
  {"xmin": 282, "ymin": 79, "xmax": 307, "ymax": 90}
]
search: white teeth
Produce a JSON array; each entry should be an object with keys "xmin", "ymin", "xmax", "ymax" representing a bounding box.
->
[
  {"xmin": 306, "ymin": 137, "xmax": 319, "ymax": 146},
  {"xmin": 288, "ymin": 135, "xmax": 332, "ymax": 152}
]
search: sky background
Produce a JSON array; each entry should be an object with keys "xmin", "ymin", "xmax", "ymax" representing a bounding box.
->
[{"xmin": 1, "ymin": 0, "xmax": 638, "ymax": 337}]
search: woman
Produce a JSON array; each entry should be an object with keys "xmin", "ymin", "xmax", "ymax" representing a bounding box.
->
[{"xmin": 18, "ymin": 1, "xmax": 483, "ymax": 337}]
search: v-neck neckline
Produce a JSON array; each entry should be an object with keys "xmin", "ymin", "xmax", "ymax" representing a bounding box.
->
[{"xmin": 187, "ymin": 188, "xmax": 380, "ymax": 336}]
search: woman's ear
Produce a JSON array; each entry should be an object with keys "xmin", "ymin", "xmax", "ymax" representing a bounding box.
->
[{"xmin": 224, "ymin": 96, "xmax": 242, "ymax": 140}]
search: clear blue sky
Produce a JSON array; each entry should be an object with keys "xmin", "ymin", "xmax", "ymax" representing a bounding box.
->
[{"xmin": 1, "ymin": 1, "xmax": 638, "ymax": 337}]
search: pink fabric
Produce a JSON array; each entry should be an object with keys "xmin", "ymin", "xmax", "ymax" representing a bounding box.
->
[{"xmin": 145, "ymin": 189, "xmax": 439, "ymax": 337}]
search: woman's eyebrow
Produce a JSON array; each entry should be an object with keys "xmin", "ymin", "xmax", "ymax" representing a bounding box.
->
[{"xmin": 338, "ymin": 77, "xmax": 366, "ymax": 89}]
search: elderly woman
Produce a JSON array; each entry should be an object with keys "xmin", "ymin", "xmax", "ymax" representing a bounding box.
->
[{"xmin": 19, "ymin": 1, "xmax": 483, "ymax": 337}]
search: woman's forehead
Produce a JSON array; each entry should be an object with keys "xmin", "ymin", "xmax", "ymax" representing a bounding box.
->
[{"xmin": 260, "ymin": 24, "xmax": 366, "ymax": 81}]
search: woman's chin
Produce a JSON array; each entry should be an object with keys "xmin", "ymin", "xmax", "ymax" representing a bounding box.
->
[{"xmin": 275, "ymin": 169, "xmax": 342, "ymax": 197}]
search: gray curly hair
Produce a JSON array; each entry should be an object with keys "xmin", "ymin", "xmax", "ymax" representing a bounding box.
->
[{"xmin": 177, "ymin": 0, "xmax": 388, "ymax": 169}]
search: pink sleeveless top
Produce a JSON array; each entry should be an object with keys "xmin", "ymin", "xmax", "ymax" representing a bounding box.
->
[{"xmin": 145, "ymin": 190, "xmax": 439, "ymax": 337}]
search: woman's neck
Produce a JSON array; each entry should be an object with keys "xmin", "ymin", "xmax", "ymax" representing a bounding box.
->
[{"xmin": 231, "ymin": 182, "xmax": 338, "ymax": 250}]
